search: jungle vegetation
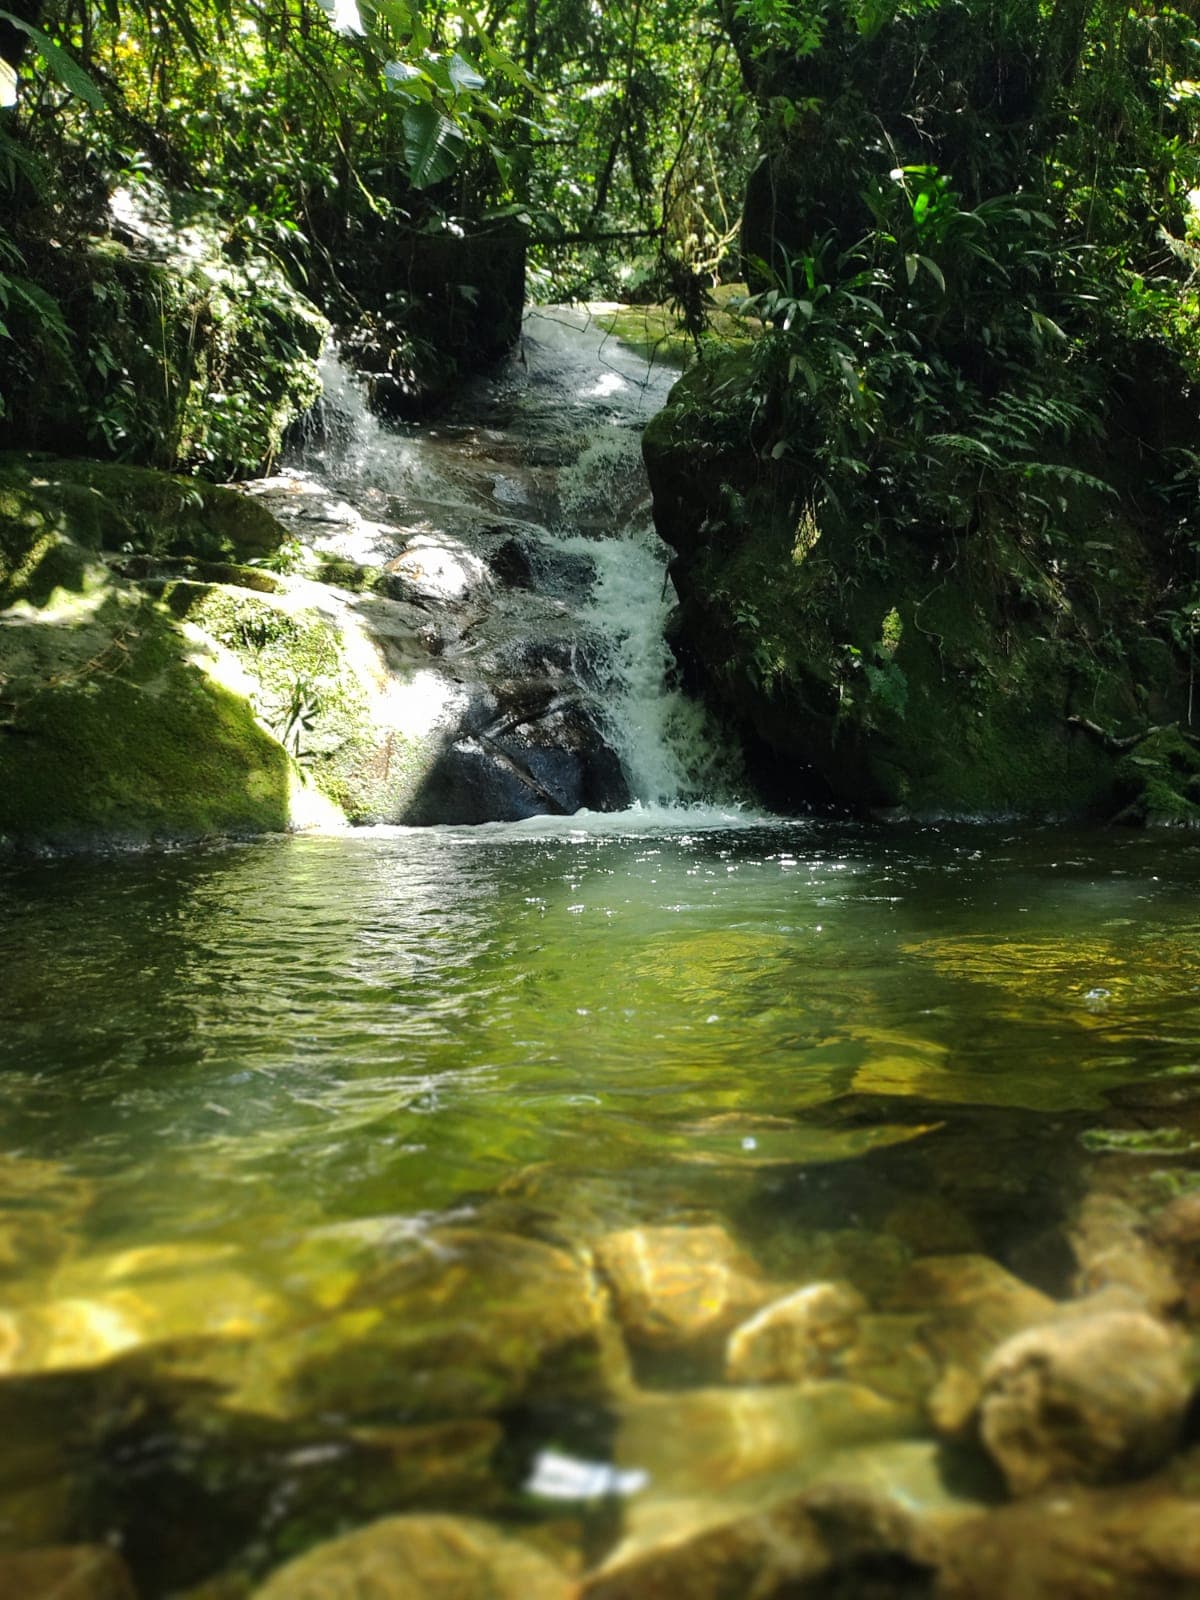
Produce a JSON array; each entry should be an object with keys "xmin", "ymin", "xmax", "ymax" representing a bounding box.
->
[{"xmin": 2, "ymin": 0, "xmax": 1200, "ymax": 530}]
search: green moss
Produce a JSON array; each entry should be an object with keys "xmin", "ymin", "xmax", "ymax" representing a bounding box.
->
[
  {"xmin": 0, "ymin": 594, "xmax": 291, "ymax": 850},
  {"xmin": 1114, "ymin": 726, "xmax": 1200, "ymax": 826},
  {"xmin": 1, "ymin": 202, "xmax": 328, "ymax": 477},
  {"xmin": 319, "ymin": 556, "xmax": 381, "ymax": 591},
  {"xmin": 595, "ymin": 288, "xmax": 754, "ymax": 369},
  {"xmin": 0, "ymin": 455, "xmax": 285, "ymax": 568}
]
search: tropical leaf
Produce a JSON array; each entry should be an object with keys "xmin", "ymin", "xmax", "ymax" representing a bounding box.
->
[
  {"xmin": 384, "ymin": 57, "xmax": 428, "ymax": 98},
  {"xmin": 401, "ymin": 103, "xmax": 466, "ymax": 188},
  {"xmin": 446, "ymin": 52, "xmax": 485, "ymax": 95},
  {"xmin": 0, "ymin": 9, "xmax": 102, "ymax": 107}
]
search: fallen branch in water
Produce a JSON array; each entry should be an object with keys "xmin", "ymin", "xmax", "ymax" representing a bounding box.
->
[{"xmin": 1067, "ymin": 715, "xmax": 1200, "ymax": 752}]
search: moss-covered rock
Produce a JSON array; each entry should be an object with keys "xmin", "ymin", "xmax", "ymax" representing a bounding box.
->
[
  {"xmin": 645, "ymin": 356, "xmax": 1186, "ymax": 821},
  {"xmin": 0, "ymin": 455, "xmax": 285, "ymax": 581},
  {"xmin": 1114, "ymin": 726, "xmax": 1200, "ymax": 827},
  {"xmin": 0, "ymin": 585, "xmax": 294, "ymax": 851},
  {"xmin": 0, "ymin": 458, "xmax": 303, "ymax": 849},
  {"xmin": 168, "ymin": 582, "xmax": 453, "ymax": 824}
]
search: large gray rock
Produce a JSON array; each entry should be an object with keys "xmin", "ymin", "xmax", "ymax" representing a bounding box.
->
[{"xmin": 978, "ymin": 1309, "xmax": 1192, "ymax": 1494}]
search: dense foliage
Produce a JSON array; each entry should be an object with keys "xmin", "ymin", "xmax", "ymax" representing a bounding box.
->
[
  {"xmin": 720, "ymin": 0, "xmax": 1200, "ymax": 534},
  {"xmin": 0, "ymin": 0, "xmax": 756, "ymax": 466}
]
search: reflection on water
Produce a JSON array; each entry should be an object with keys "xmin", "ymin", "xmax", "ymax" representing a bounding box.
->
[{"xmin": 2, "ymin": 822, "xmax": 1200, "ymax": 1592}]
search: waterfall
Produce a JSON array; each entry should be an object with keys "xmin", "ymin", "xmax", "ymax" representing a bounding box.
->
[{"xmin": 265, "ymin": 305, "xmax": 741, "ymax": 821}]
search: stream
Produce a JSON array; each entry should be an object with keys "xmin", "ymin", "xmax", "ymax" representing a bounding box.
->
[{"xmin": 3, "ymin": 314, "xmax": 1200, "ymax": 1597}]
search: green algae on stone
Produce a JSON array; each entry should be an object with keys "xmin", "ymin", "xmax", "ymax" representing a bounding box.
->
[
  {"xmin": 0, "ymin": 463, "xmax": 300, "ymax": 849},
  {"xmin": 0, "ymin": 588, "xmax": 293, "ymax": 850},
  {"xmin": 1113, "ymin": 725, "xmax": 1200, "ymax": 826},
  {"xmin": 0, "ymin": 455, "xmax": 285, "ymax": 568},
  {"xmin": 250, "ymin": 1515, "xmax": 574, "ymax": 1600},
  {"xmin": 172, "ymin": 583, "xmax": 446, "ymax": 824}
]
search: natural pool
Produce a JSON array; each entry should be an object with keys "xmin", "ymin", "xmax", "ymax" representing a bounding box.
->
[{"xmin": 3, "ymin": 816, "xmax": 1200, "ymax": 1596}]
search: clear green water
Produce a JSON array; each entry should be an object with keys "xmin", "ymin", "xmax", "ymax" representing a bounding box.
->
[{"xmin": 2, "ymin": 817, "xmax": 1200, "ymax": 1591}]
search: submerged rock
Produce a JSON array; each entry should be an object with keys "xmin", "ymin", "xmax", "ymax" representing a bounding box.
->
[
  {"xmin": 978, "ymin": 1309, "xmax": 1191, "ymax": 1494},
  {"xmin": 0, "ymin": 1252, "xmax": 288, "ymax": 1378},
  {"xmin": 250, "ymin": 1515, "xmax": 573, "ymax": 1600},
  {"xmin": 934, "ymin": 1477, "xmax": 1200, "ymax": 1598},
  {"xmin": 0, "ymin": 1545, "xmax": 137, "ymax": 1600},
  {"xmin": 183, "ymin": 1228, "xmax": 621, "ymax": 1426},
  {"xmin": 725, "ymin": 1282, "xmax": 866, "ymax": 1383},
  {"xmin": 581, "ymin": 1449, "xmax": 955, "ymax": 1600},
  {"xmin": 1070, "ymin": 1192, "xmax": 1181, "ymax": 1315},
  {"xmin": 595, "ymin": 1225, "xmax": 775, "ymax": 1352},
  {"xmin": 613, "ymin": 1380, "xmax": 912, "ymax": 1498}
]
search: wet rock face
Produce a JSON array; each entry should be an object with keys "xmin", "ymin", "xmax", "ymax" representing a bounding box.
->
[
  {"xmin": 402, "ymin": 686, "xmax": 630, "ymax": 825},
  {"xmin": 250, "ymin": 1515, "xmax": 573, "ymax": 1600},
  {"xmin": 978, "ymin": 1310, "xmax": 1192, "ymax": 1494}
]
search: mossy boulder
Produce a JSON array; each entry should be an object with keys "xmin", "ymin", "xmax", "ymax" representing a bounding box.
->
[
  {"xmin": 1114, "ymin": 726, "xmax": 1200, "ymax": 827},
  {"xmin": 0, "ymin": 458, "xmax": 302, "ymax": 850},
  {"xmin": 168, "ymin": 582, "xmax": 455, "ymax": 824},
  {"xmin": 0, "ymin": 455, "xmax": 285, "ymax": 582},
  {"xmin": 645, "ymin": 356, "xmax": 1186, "ymax": 821},
  {"xmin": 0, "ymin": 584, "xmax": 294, "ymax": 852}
]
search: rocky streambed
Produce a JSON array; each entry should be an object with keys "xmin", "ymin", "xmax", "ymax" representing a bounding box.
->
[{"xmin": 2, "ymin": 1077, "xmax": 1200, "ymax": 1600}]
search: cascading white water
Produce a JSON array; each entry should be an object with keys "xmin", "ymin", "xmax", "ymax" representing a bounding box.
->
[{"xmin": 284, "ymin": 304, "xmax": 740, "ymax": 814}]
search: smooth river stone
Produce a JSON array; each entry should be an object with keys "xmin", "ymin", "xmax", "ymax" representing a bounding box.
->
[
  {"xmin": 978, "ymin": 1309, "xmax": 1192, "ymax": 1494},
  {"xmin": 613, "ymin": 1380, "xmax": 914, "ymax": 1498},
  {"xmin": 582, "ymin": 1439, "xmax": 972, "ymax": 1600},
  {"xmin": 0, "ymin": 1263, "xmax": 289, "ymax": 1378},
  {"xmin": 249, "ymin": 1515, "xmax": 573, "ymax": 1600},
  {"xmin": 725, "ymin": 1282, "xmax": 866, "ymax": 1383},
  {"xmin": 1154, "ymin": 1191, "xmax": 1200, "ymax": 1319},
  {"xmin": 594, "ymin": 1225, "xmax": 775, "ymax": 1351},
  {"xmin": 933, "ymin": 1479, "xmax": 1200, "ymax": 1598},
  {"xmin": 1070, "ymin": 1191, "xmax": 1182, "ymax": 1314},
  {"xmin": 181, "ymin": 1228, "xmax": 622, "ymax": 1424}
]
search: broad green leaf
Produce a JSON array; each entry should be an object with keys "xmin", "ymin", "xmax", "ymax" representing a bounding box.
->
[
  {"xmin": 402, "ymin": 103, "xmax": 466, "ymax": 188},
  {"xmin": 446, "ymin": 52, "xmax": 485, "ymax": 95},
  {"xmin": 0, "ymin": 9, "xmax": 102, "ymax": 108},
  {"xmin": 385, "ymin": 58, "xmax": 429, "ymax": 100}
]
